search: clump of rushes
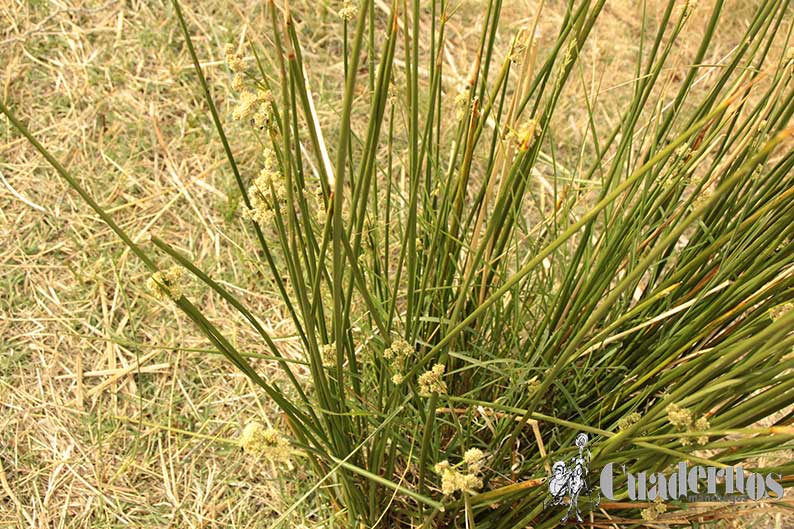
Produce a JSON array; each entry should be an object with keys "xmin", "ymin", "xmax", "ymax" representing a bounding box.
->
[{"xmin": 3, "ymin": 0, "xmax": 794, "ymax": 526}]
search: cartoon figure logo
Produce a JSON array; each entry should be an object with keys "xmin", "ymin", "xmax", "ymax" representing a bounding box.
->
[{"xmin": 544, "ymin": 433, "xmax": 600, "ymax": 522}]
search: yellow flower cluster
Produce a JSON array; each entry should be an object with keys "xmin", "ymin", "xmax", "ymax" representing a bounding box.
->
[
  {"xmin": 454, "ymin": 85, "xmax": 470, "ymax": 121},
  {"xmin": 508, "ymin": 32, "xmax": 528, "ymax": 63},
  {"xmin": 617, "ymin": 412, "xmax": 641, "ymax": 431},
  {"xmin": 561, "ymin": 38, "xmax": 577, "ymax": 69},
  {"xmin": 674, "ymin": 144, "xmax": 691, "ymax": 159},
  {"xmin": 244, "ymin": 149, "xmax": 285, "ymax": 226},
  {"xmin": 434, "ymin": 448, "xmax": 486, "ymax": 496},
  {"xmin": 666, "ymin": 403, "xmax": 710, "ymax": 446},
  {"xmin": 692, "ymin": 416, "xmax": 710, "ymax": 446},
  {"xmin": 225, "ymin": 43, "xmax": 246, "ymax": 74},
  {"xmin": 463, "ymin": 448, "xmax": 485, "ymax": 473},
  {"xmin": 666, "ymin": 403, "xmax": 692, "ymax": 429},
  {"xmin": 232, "ymin": 74, "xmax": 245, "ymax": 92},
  {"xmin": 770, "ymin": 302, "xmax": 792, "ymax": 321},
  {"xmin": 640, "ymin": 496, "xmax": 667, "ymax": 521},
  {"xmin": 321, "ymin": 343, "xmax": 336, "ymax": 367},
  {"xmin": 224, "ymin": 43, "xmax": 248, "ymax": 93},
  {"xmin": 526, "ymin": 378, "xmax": 541, "ymax": 394},
  {"xmin": 338, "ymin": 1, "xmax": 357, "ymax": 21},
  {"xmin": 240, "ymin": 421, "xmax": 293, "ymax": 465},
  {"xmin": 145, "ymin": 265, "xmax": 185, "ymax": 301},
  {"xmin": 383, "ymin": 338, "xmax": 413, "ymax": 384},
  {"xmin": 418, "ymin": 363, "xmax": 447, "ymax": 397},
  {"xmin": 554, "ymin": 38, "xmax": 577, "ymax": 90},
  {"xmin": 513, "ymin": 119, "xmax": 539, "ymax": 151},
  {"xmin": 676, "ymin": 0, "xmax": 697, "ymax": 19},
  {"xmin": 233, "ymin": 89, "xmax": 272, "ymax": 128}
]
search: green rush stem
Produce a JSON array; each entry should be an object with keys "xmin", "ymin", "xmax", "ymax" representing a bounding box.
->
[
  {"xmin": 330, "ymin": 0, "xmax": 369, "ymax": 411},
  {"xmin": 578, "ymin": 131, "xmax": 793, "ymax": 459},
  {"xmin": 406, "ymin": 94, "xmax": 738, "ymax": 381},
  {"xmin": 328, "ymin": 454, "xmax": 444, "ymax": 511},
  {"xmin": 445, "ymin": 395, "xmax": 729, "ymax": 469},
  {"xmin": 173, "ymin": 0, "xmax": 309, "ymax": 349},
  {"xmin": 149, "ymin": 236, "xmax": 313, "ymax": 409},
  {"xmin": 170, "ymin": 0, "xmax": 244, "ymax": 208}
]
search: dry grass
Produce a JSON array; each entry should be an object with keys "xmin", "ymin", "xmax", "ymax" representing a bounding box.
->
[
  {"xmin": 1, "ymin": 0, "xmax": 788, "ymax": 527},
  {"xmin": 1, "ymin": 1, "xmax": 302, "ymax": 526}
]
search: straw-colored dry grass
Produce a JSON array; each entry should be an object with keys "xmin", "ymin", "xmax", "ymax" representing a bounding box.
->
[
  {"xmin": 1, "ymin": 0, "xmax": 789, "ymax": 527},
  {"xmin": 1, "ymin": 2, "xmax": 301, "ymax": 525}
]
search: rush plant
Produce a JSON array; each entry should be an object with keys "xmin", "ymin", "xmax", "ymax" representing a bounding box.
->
[{"xmin": 3, "ymin": 0, "xmax": 794, "ymax": 527}]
